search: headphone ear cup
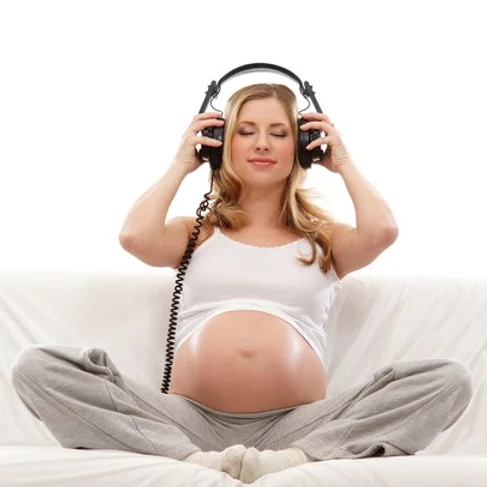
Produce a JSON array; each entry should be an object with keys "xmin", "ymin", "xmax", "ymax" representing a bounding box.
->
[
  {"xmin": 201, "ymin": 117, "xmax": 225, "ymax": 171},
  {"xmin": 297, "ymin": 118, "xmax": 324, "ymax": 169}
]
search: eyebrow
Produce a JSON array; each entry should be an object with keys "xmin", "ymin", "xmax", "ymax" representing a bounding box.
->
[{"xmin": 238, "ymin": 121, "xmax": 289, "ymax": 128}]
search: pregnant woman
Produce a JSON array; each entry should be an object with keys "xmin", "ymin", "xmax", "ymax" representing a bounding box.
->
[{"xmin": 11, "ymin": 83, "xmax": 473, "ymax": 483}]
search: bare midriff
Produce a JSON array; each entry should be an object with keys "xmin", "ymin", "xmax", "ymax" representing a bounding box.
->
[
  {"xmin": 167, "ymin": 223, "xmax": 328, "ymax": 413},
  {"xmin": 168, "ymin": 311, "xmax": 328, "ymax": 413}
]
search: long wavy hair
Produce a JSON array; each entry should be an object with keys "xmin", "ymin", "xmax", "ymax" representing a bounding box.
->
[{"xmin": 202, "ymin": 83, "xmax": 336, "ymax": 274}]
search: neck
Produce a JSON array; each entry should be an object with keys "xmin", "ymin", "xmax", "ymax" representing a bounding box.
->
[{"xmin": 238, "ymin": 199, "xmax": 282, "ymax": 229}]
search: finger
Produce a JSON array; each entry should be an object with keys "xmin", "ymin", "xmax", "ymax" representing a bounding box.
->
[
  {"xmin": 301, "ymin": 112, "xmax": 331, "ymax": 121},
  {"xmin": 306, "ymin": 136, "xmax": 331, "ymax": 150},
  {"xmin": 191, "ymin": 118, "xmax": 224, "ymax": 133},
  {"xmin": 195, "ymin": 112, "xmax": 223, "ymax": 120},
  {"xmin": 300, "ymin": 120, "xmax": 335, "ymax": 131},
  {"xmin": 196, "ymin": 136, "xmax": 223, "ymax": 145}
]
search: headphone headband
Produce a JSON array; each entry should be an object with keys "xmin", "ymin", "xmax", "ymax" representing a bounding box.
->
[{"xmin": 198, "ymin": 62, "xmax": 323, "ymax": 115}]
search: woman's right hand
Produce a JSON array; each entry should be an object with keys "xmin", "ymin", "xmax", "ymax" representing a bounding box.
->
[{"xmin": 171, "ymin": 112, "xmax": 224, "ymax": 174}]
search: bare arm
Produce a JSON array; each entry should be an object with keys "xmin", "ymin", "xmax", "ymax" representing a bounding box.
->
[
  {"xmin": 119, "ymin": 163, "xmax": 189, "ymax": 246},
  {"xmin": 326, "ymin": 161, "xmax": 399, "ymax": 279}
]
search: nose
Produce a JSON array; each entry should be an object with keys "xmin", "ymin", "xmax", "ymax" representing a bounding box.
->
[{"xmin": 255, "ymin": 133, "xmax": 271, "ymax": 152}]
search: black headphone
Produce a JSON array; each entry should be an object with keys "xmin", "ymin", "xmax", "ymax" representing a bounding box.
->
[{"xmin": 198, "ymin": 63, "xmax": 327, "ymax": 171}]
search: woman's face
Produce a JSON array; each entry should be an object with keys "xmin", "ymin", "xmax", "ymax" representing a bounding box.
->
[{"xmin": 230, "ymin": 98, "xmax": 295, "ymax": 190}]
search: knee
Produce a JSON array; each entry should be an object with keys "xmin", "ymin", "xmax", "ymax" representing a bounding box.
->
[
  {"xmin": 444, "ymin": 359, "xmax": 473, "ymax": 387},
  {"xmin": 436, "ymin": 359, "xmax": 474, "ymax": 429},
  {"xmin": 440, "ymin": 358, "xmax": 472, "ymax": 382},
  {"xmin": 11, "ymin": 344, "xmax": 54, "ymax": 385},
  {"xmin": 439, "ymin": 359, "xmax": 473, "ymax": 399},
  {"xmin": 399, "ymin": 357, "xmax": 473, "ymax": 401}
]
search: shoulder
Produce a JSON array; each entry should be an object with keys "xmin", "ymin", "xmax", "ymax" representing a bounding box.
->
[{"xmin": 181, "ymin": 216, "xmax": 215, "ymax": 246}]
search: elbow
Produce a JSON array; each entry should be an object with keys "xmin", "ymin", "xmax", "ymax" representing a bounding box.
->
[
  {"xmin": 119, "ymin": 233, "xmax": 135, "ymax": 249},
  {"xmin": 363, "ymin": 225, "xmax": 399, "ymax": 247},
  {"xmin": 378, "ymin": 225, "xmax": 399, "ymax": 246}
]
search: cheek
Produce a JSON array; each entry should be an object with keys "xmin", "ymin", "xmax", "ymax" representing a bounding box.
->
[
  {"xmin": 280, "ymin": 139, "xmax": 295, "ymax": 157},
  {"xmin": 231, "ymin": 137, "xmax": 248, "ymax": 158}
]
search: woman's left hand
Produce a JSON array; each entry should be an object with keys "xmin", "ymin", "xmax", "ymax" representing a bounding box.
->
[{"xmin": 300, "ymin": 112, "xmax": 352, "ymax": 173}]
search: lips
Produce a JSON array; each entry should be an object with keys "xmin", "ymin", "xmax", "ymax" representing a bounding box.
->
[{"xmin": 248, "ymin": 157, "xmax": 276, "ymax": 164}]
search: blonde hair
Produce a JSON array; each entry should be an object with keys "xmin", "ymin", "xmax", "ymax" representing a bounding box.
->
[{"xmin": 203, "ymin": 83, "xmax": 336, "ymax": 274}]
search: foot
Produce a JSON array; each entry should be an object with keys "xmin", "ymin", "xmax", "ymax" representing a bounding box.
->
[
  {"xmin": 239, "ymin": 447, "xmax": 313, "ymax": 483},
  {"xmin": 220, "ymin": 444, "xmax": 247, "ymax": 479},
  {"xmin": 182, "ymin": 444, "xmax": 247, "ymax": 480}
]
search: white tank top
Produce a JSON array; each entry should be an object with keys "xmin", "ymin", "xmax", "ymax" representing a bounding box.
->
[{"xmin": 175, "ymin": 226, "xmax": 342, "ymax": 364}]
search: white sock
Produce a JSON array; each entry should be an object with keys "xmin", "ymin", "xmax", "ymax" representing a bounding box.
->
[
  {"xmin": 182, "ymin": 450, "xmax": 221, "ymax": 470},
  {"xmin": 182, "ymin": 444, "xmax": 247, "ymax": 479},
  {"xmin": 239, "ymin": 447, "xmax": 315, "ymax": 483}
]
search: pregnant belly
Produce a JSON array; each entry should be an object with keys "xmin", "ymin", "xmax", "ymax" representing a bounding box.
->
[{"xmin": 168, "ymin": 310, "xmax": 328, "ymax": 413}]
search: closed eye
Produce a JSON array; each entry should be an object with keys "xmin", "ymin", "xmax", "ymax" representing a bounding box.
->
[{"xmin": 239, "ymin": 132, "xmax": 287, "ymax": 138}]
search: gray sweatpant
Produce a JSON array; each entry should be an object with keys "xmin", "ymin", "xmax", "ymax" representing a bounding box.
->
[{"xmin": 11, "ymin": 344, "xmax": 473, "ymax": 462}]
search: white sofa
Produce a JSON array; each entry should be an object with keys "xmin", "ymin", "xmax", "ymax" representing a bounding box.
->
[{"xmin": 1, "ymin": 268, "xmax": 487, "ymax": 486}]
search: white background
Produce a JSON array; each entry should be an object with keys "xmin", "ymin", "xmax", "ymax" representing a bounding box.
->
[{"xmin": 1, "ymin": 1, "xmax": 485, "ymax": 276}]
